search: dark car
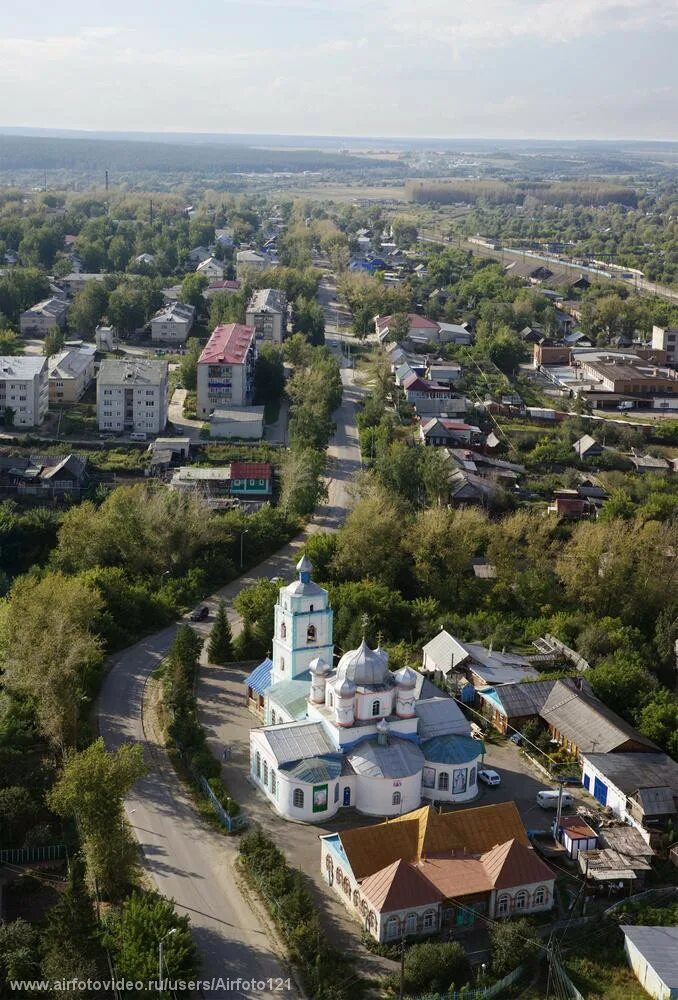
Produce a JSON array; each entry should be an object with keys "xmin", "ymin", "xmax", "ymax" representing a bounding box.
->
[{"xmin": 189, "ymin": 606, "xmax": 209, "ymax": 622}]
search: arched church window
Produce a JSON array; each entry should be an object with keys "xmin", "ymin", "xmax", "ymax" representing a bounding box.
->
[
  {"xmin": 293, "ymin": 788, "xmax": 304, "ymax": 809},
  {"xmin": 280, "ymin": 658, "xmax": 285, "ymax": 673},
  {"xmin": 392, "ymin": 791, "xmax": 402, "ymax": 806},
  {"xmin": 328, "ymin": 693, "xmax": 334, "ymax": 708},
  {"xmin": 438, "ymin": 772, "xmax": 449, "ymax": 791},
  {"xmin": 263, "ymin": 761, "xmax": 269, "ymax": 786},
  {"xmin": 371, "ymin": 700, "xmax": 380, "ymax": 716},
  {"xmin": 307, "ymin": 625, "xmax": 317, "ymax": 643},
  {"xmin": 255, "ymin": 753, "xmax": 261, "ymax": 779},
  {"xmin": 353, "ymin": 889, "xmax": 360, "ymax": 908},
  {"xmin": 280, "ymin": 622, "xmax": 286, "ymax": 639},
  {"xmin": 309, "ymin": 604, "xmax": 314, "ymax": 612},
  {"xmin": 271, "ymin": 710, "xmax": 277, "ymax": 725}
]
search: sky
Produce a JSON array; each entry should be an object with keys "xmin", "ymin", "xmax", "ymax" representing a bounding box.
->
[{"xmin": 1, "ymin": 0, "xmax": 677, "ymax": 140}]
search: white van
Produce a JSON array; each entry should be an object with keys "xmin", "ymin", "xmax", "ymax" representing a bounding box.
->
[
  {"xmin": 129, "ymin": 432, "xmax": 148, "ymax": 442},
  {"xmin": 537, "ymin": 789, "xmax": 574, "ymax": 810}
]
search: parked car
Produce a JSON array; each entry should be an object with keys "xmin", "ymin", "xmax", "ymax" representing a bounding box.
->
[
  {"xmin": 478, "ymin": 769, "xmax": 501, "ymax": 787},
  {"xmin": 269, "ymin": 576, "xmax": 284, "ymax": 584},
  {"xmin": 537, "ymin": 789, "xmax": 574, "ymax": 810},
  {"xmin": 509, "ymin": 732, "xmax": 524, "ymax": 746},
  {"xmin": 189, "ymin": 606, "xmax": 209, "ymax": 622}
]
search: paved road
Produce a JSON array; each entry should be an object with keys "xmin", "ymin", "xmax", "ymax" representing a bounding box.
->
[{"xmin": 97, "ymin": 341, "xmax": 362, "ymax": 997}]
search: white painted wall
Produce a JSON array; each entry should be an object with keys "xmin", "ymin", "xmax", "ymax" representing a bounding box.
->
[
  {"xmin": 420, "ymin": 759, "xmax": 480, "ymax": 804},
  {"xmin": 624, "ymin": 938, "xmax": 672, "ymax": 1000},
  {"xmin": 353, "ymin": 772, "xmax": 422, "ymax": 817}
]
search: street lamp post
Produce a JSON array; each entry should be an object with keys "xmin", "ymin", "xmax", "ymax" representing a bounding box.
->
[
  {"xmin": 158, "ymin": 928, "xmax": 177, "ymax": 992},
  {"xmin": 240, "ymin": 530, "xmax": 249, "ymax": 569}
]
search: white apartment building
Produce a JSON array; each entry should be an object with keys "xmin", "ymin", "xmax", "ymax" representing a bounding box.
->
[
  {"xmin": 652, "ymin": 324, "xmax": 678, "ymax": 366},
  {"xmin": 150, "ymin": 301, "xmax": 195, "ymax": 344},
  {"xmin": 197, "ymin": 323, "xmax": 256, "ymax": 417},
  {"xmin": 246, "ymin": 288, "xmax": 288, "ymax": 343},
  {"xmin": 19, "ymin": 297, "xmax": 68, "ymax": 336},
  {"xmin": 0, "ymin": 356, "xmax": 49, "ymax": 427},
  {"xmin": 97, "ymin": 359, "xmax": 169, "ymax": 435}
]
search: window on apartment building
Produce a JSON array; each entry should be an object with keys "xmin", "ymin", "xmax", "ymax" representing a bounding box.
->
[
  {"xmin": 146, "ymin": 389, "xmax": 155, "ymax": 395},
  {"xmin": 146, "ymin": 401, "xmax": 155, "ymax": 407},
  {"xmin": 19, "ymin": 395, "xmax": 26, "ymax": 401}
]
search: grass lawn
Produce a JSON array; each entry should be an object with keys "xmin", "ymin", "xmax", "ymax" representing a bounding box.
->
[{"xmin": 560, "ymin": 923, "xmax": 650, "ymax": 1000}]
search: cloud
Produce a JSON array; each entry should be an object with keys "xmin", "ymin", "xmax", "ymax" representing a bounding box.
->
[
  {"xmin": 319, "ymin": 37, "xmax": 368, "ymax": 51},
  {"xmin": 384, "ymin": 0, "xmax": 678, "ymax": 47}
]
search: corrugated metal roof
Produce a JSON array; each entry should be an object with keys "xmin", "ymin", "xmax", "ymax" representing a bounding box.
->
[
  {"xmin": 583, "ymin": 752, "xmax": 677, "ymax": 795},
  {"xmin": 243, "ymin": 658, "xmax": 272, "ymax": 695},
  {"xmin": 621, "ymin": 926, "xmax": 678, "ymax": 988},
  {"xmin": 267, "ymin": 677, "xmax": 310, "ymax": 721},
  {"xmin": 261, "ymin": 721, "xmax": 335, "ymax": 765},
  {"xmin": 339, "ymin": 802, "xmax": 528, "ymax": 881},
  {"xmin": 481, "ymin": 838, "xmax": 555, "ymax": 889},
  {"xmin": 422, "ymin": 735, "xmax": 482, "ymax": 765},
  {"xmin": 347, "ymin": 736, "xmax": 424, "ymax": 778},
  {"xmin": 361, "ymin": 859, "xmax": 442, "ymax": 911},
  {"xmin": 540, "ymin": 682, "xmax": 655, "ymax": 754},
  {"xmin": 415, "ymin": 697, "xmax": 470, "ymax": 738}
]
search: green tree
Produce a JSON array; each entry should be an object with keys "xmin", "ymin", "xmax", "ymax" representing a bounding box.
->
[
  {"xmin": 41, "ymin": 861, "xmax": 103, "ymax": 985},
  {"xmin": 254, "ymin": 343, "xmax": 285, "ymax": 406},
  {"xmin": 280, "ymin": 447, "xmax": 327, "ymax": 517},
  {"xmin": 207, "ymin": 601, "xmax": 234, "ymax": 665},
  {"xmin": 0, "ymin": 919, "xmax": 40, "ymax": 990},
  {"xmin": 394, "ymin": 940, "xmax": 470, "ymax": 995},
  {"xmin": 3, "ymin": 405, "xmax": 15, "ymax": 428},
  {"xmin": 488, "ymin": 332, "xmax": 527, "ymax": 374},
  {"xmin": 637, "ymin": 689, "xmax": 678, "ymax": 757},
  {"xmin": 588, "ymin": 649, "xmax": 656, "ymax": 720},
  {"xmin": 0, "ymin": 328, "xmax": 24, "ymax": 355},
  {"xmin": 179, "ymin": 272, "xmax": 208, "ymax": 310},
  {"xmin": 48, "ymin": 738, "xmax": 146, "ymax": 899},
  {"xmin": 0, "ymin": 573, "xmax": 104, "ymax": 750},
  {"xmin": 333, "ymin": 491, "xmax": 406, "ymax": 587},
  {"xmin": 68, "ymin": 280, "xmax": 109, "ymax": 337},
  {"xmin": 180, "ymin": 337, "xmax": 202, "ymax": 391},
  {"xmin": 490, "ymin": 917, "xmax": 540, "ymax": 977},
  {"xmin": 104, "ymin": 891, "xmax": 199, "ymax": 997},
  {"xmin": 43, "ymin": 324, "xmax": 65, "ymax": 357},
  {"xmin": 293, "ymin": 295, "xmax": 325, "ymax": 345},
  {"xmin": 233, "ymin": 579, "xmax": 279, "ymax": 654}
]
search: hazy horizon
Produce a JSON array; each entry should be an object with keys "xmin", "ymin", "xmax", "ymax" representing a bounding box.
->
[{"xmin": 2, "ymin": 0, "xmax": 677, "ymax": 141}]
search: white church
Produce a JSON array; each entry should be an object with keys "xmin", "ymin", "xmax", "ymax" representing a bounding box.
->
[{"xmin": 244, "ymin": 556, "xmax": 483, "ymax": 823}]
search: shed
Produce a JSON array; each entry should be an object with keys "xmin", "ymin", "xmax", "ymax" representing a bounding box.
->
[
  {"xmin": 555, "ymin": 815, "xmax": 598, "ymax": 859},
  {"xmin": 573, "ymin": 435, "xmax": 602, "ymax": 460},
  {"xmin": 622, "ymin": 925, "xmax": 678, "ymax": 999}
]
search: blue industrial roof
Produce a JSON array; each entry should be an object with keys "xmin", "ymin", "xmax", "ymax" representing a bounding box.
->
[
  {"xmin": 422, "ymin": 734, "xmax": 483, "ymax": 765},
  {"xmin": 244, "ymin": 657, "xmax": 272, "ymax": 695}
]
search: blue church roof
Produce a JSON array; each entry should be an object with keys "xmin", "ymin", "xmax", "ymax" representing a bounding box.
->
[
  {"xmin": 422, "ymin": 734, "xmax": 483, "ymax": 765},
  {"xmin": 244, "ymin": 657, "xmax": 272, "ymax": 694}
]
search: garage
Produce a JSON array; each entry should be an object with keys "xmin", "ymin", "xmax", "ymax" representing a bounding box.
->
[{"xmin": 593, "ymin": 776, "xmax": 608, "ymax": 806}]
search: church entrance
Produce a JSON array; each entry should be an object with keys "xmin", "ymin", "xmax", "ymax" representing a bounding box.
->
[{"xmin": 343, "ymin": 787, "xmax": 351, "ymax": 807}]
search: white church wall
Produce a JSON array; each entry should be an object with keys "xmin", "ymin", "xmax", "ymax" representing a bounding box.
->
[
  {"xmin": 353, "ymin": 772, "xmax": 422, "ymax": 817},
  {"xmin": 419, "ymin": 760, "xmax": 480, "ymax": 804},
  {"xmin": 354, "ymin": 688, "xmax": 395, "ymax": 721}
]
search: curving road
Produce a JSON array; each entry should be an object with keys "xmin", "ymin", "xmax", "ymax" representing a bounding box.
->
[{"xmin": 97, "ymin": 338, "xmax": 362, "ymax": 998}]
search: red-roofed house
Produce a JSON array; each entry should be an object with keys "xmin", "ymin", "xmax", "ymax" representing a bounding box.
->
[
  {"xmin": 229, "ymin": 461, "xmax": 273, "ymax": 498},
  {"xmin": 321, "ymin": 805, "xmax": 555, "ymax": 942},
  {"xmin": 197, "ymin": 323, "xmax": 256, "ymax": 416}
]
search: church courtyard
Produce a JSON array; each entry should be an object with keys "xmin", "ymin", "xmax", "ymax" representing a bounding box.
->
[{"xmin": 196, "ymin": 654, "xmax": 564, "ymax": 963}]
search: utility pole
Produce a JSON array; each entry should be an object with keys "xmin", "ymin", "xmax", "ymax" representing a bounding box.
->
[
  {"xmin": 105, "ymin": 169, "xmax": 109, "ymax": 193},
  {"xmin": 553, "ymin": 778, "xmax": 565, "ymax": 844},
  {"xmin": 398, "ymin": 927, "xmax": 406, "ymax": 1000}
]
